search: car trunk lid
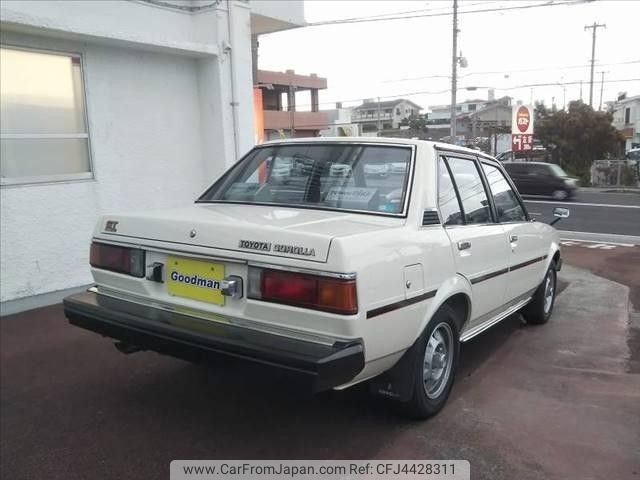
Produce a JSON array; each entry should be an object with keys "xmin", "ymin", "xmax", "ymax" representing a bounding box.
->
[{"xmin": 93, "ymin": 203, "xmax": 400, "ymax": 263}]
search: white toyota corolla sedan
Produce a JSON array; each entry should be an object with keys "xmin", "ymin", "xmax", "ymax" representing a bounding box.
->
[{"xmin": 64, "ymin": 138, "xmax": 567, "ymax": 418}]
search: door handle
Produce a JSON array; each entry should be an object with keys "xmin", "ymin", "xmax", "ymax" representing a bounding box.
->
[
  {"xmin": 510, "ymin": 235, "xmax": 518, "ymax": 243},
  {"xmin": 457, "ymin": 241, "xmax": 471, "ymax": 251}
]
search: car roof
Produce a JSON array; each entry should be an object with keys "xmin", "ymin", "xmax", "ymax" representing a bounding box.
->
[
  {"xmin": 259, "ymin": 136, "xmax": 496, "ymax": 161},
  {"xmin": 504, "ymin": 161, "xmax": 552, "ymax": 166}
]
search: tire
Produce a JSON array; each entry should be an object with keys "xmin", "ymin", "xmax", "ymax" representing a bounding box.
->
[
  {"xmin": 523, "ymin": 263, "xmax": 557, "ymax": 325},
  {"xmin": 399, "ymin": 305, "xmax": 460, "ymax": 419},
  {"xmin": 552, "ymin": 189, "xmax": 569, "ymax": 201}
]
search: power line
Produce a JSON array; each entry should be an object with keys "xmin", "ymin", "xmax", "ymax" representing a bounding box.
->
[
  {"xmin": 304, "ymin": 0, "xmax": 588, "ymax": 27},
  {"xmin": 383, "ymin": 59, "xmax": 640, "ymax": 84},
  {"xmin": 307, "ymin": 1, "xmax": 486, "ymax": 23},
  {"xmin": 496, "ymin": 77, "xmax": 639, "ymax": 91},
  {"xmin": 291, "ymin": 77, "xmax": 640, "ymax": 110}
]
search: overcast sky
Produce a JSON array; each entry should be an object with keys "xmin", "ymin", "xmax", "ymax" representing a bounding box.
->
[{"xmin": 258, "ymin": 0, "xmax": 640, "ymax": 113}]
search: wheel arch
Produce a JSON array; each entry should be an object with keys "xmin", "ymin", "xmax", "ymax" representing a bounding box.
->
[
  {"xmin": 546, "ymin": 241, "xmax": 562, "ymax": 273},
  {"xmin": 419, "ymin": 273, "xmax": 472, "ymax": 337}
]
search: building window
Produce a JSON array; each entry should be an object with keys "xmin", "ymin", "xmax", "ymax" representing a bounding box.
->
[
  {"xmin": 625, "ymin": 107, "xmax": 631, "ymax": 124},
  {"xmin": 468, "ymin": 104, "xmax": 477, "ymax": 111},
  {"xmin": 0, "ymin": 46, "xmax": 92, "ymax": 185}
]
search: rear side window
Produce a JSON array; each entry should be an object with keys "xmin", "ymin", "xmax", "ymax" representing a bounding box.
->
[
  {"xmin": 446, "ymin": 157, "xmax": 492, "ymax": 224},
  {"xmin": 437, "ymin": 157, "xmax": 463, "ymax": 225},
  {"xmin": 482, "ymin": 163, "xmax": 527, "ymax": 223}
]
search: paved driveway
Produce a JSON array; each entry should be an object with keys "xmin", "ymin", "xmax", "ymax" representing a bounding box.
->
[{"xmin": 1, "ymin": 255, "xmax": 639, "ymax": 480}]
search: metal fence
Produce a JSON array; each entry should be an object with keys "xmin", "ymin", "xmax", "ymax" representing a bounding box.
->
[{"xmin": 590, "ymin": 159, "xmax": 640, "ymax": 187}]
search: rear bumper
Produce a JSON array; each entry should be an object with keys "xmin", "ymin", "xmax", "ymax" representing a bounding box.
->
[{"xmin": 63, "ymin": 291, "xmax": 364, "ymax": 391}]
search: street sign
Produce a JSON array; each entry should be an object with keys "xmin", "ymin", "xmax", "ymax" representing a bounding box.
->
[
  {"xmin": 512, "ymin": 105, "xmax": 534, "ymax": 151},
  {"xmin": 512, "ymin": 134, "xmax": 533, "ymax": 151},
  {"xmin": 512, "ymin": 105, "xmax": 534, "ymax": 135}
]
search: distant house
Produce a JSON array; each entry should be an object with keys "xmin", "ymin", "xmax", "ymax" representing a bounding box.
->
[
  {"xmin": 351, "ymin": 99, "xmax": 422, "ymax": 134},
  {"xmin": 464, "ymin": 97, "xmax": 513, "ymax": 138},
  {"xmin": 256, "ymin": 69, "xmax": 328, "ymax": 140},
  {"xmin": 319, "ymin": 103, "xmax": 360, "ymax": 137},
  {"xmin": 611, "ymin": 94, "xmax": 640, "ymax": 152}
]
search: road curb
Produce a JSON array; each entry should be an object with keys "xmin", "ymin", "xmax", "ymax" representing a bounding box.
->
[{"xmin": 558, "ymin": 230, "xmax": 640, "ymax": 246}]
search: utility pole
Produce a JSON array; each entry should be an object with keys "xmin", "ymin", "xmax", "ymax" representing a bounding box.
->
[
  {"xmin": 377, "ymin": 97, "xmax": 382, "ymax": 133},
  {"xmin": 288, "ymin": 83, "xmax": 296, "ymax": 138},
  {"xmin": 584, "ymin": 22, "xmax": 606, "ymax": 107},
  {"xmin": 598, "ymin": 70, "xmax": 607, "ymax": 111},
  {"xmin": 450, "ymin": 0, "xmax": 458, "ymax": 142}
]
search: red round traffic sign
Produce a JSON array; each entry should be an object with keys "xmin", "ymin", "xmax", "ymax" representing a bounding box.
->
[{"xmin": 516, "ymin": 106, "xmax": 530, "ymax": 133}]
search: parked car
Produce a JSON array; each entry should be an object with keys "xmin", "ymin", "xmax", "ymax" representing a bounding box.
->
[
  {"xmin": 390, "ymin": 161, "xmax": 408, "ymax": 174},
  {"xmin": 364, "ymin": 162, "xmax": 390, "ymax": 177},
  {"xmin": 625, "ymin": 147, "xmax": 640, "ymax": 161},
  {"xmin": 329, "ymin": 163, "xmax": 352, "ymax": 177},
  {"xmin": 64, "ymin": 138, "xmax": 566, "ymax": 419},
  {"xmin": 503, "ymin": 162, "xmax": 578, "ymax": 200},
  {"xmin": 269, "ymin": 157, "xmax": 293, "ymax": 182},
  {"xmin": 294, "ymin": 154, "xmax": 315, "ymax": 175}
]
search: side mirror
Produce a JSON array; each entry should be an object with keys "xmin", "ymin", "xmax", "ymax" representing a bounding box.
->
[{"xmin": 550, "ymin": 207, "xmax": 570, "ymax": 225}]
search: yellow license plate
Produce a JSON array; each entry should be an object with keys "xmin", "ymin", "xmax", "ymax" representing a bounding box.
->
[{"xmin": 167, "ymin": 256, "xmax": 225, "ymax": 306}]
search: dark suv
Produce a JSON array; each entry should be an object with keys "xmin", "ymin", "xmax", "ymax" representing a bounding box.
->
[{"xmin": 503, "ymin": 162, "xmax": 578, "ymax": 200}]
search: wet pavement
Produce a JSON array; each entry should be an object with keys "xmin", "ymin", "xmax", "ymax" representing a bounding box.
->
[{"xmin": 1, "ymin": 249, "xmax": 639, "ymax": 480}]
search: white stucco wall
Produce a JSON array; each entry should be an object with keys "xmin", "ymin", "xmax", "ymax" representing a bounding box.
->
[
  {"xmin": 0, "ymin": 0, "xmax": 303, "ymax": 310},
  {"xmin": 0, "ymin": 32, "xmax": 208, "ymax": 303}
]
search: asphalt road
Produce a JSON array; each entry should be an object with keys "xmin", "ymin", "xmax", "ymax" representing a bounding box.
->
[
  {"xmin": 1, "ymin": 246, "xmax": 639, "ymax": 480},
  {"xmin": 523, "ymin": 189, "xmax": 640, "ymax": 236}
]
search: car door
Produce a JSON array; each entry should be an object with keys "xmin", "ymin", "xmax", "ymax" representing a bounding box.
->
[
  {"xmin": 480, "ymin": 162, "xmax": 547, "ymax": 304},
  {"xmin": 438, "ymin": 155, "xmax": 511, "ymax": 329},
  {"xmin": 526, "ymin": 163, "xmax": 553, "ymax": 195}
]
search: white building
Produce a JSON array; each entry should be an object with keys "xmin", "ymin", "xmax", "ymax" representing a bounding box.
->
[
  {"xmin": 428, "ymin": 99, "xmax": 487, "ymax": 123},
  {"xmin": 351, "ymin": 99, "xmax": 422, "ymax": 135},
  {"xmin": 0, "ymin": 0, "xmax": 305, "ymax": 314},
  {"xmin": 319, "ymin": 103, "xmax": 360, "ymax": 137},
  {"xmin": 611, "ymin": 94, "xmax": 640, "ymax": 152}
]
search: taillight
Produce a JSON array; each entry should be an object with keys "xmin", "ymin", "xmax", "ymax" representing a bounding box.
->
[
  {"xmin": 248, "ymin": 267, "xmax": 358, "ymax": 315},
  {"xmin": 90, "ymin": 242, "xmax": 145, "ymax": 277}
]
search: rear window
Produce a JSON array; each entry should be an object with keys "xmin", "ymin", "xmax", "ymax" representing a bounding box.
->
[{"xmin": 198, "ymin": 144, "xmax": 413, "ymax": 216}]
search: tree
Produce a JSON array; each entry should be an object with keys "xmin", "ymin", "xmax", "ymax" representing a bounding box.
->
[
  {"xmin": 400, "ymin": 114, "xmax": 428, "ymax": 131},
  {"xmin": 534, "ymin": 101, "xmax": 624, "ymax": 179}
]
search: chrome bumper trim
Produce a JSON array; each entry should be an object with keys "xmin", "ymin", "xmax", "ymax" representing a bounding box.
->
[{"xmin": 89, "ymin": 285, "xmax": 344, "ymax": 347}]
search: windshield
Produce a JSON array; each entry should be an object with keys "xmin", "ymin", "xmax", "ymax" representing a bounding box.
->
[
  {"xmin": 198, "ymin": 143, "xmax": 413, "ymax": 215},
  {"xmin": 548, "ymin": 164, "xmax": 569, "ymax": 177}
]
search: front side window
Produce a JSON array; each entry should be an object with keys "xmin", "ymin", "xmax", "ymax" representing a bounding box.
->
[
  {"xmin": 0, "ymin": 47, "xmax": 91, "ymax": 185},
  {"xmin": 481, "ymin": 163, "xmax": 527, "ymax": 222},
  {"xmin": 199, "ymin": 144, "xmax": 413, "ymax": 216},
  {"xmin": 446, "ymin": 157, "xmax": 492, "ymax": 224}
]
